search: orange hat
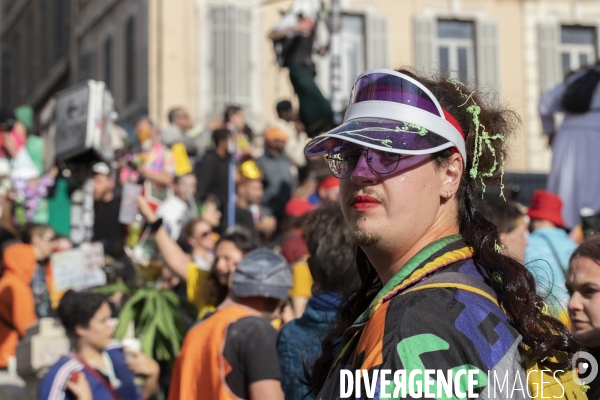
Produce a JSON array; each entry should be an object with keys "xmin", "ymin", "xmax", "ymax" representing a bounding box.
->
[
  {"xmin": 264, "ymin": 126, "xmax": 290, "ymax": 142},
  {"xmin": 527, "ymin": 190, "xmax": 566, "ymax": 228}
]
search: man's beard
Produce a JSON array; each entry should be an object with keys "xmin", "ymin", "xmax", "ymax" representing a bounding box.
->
[{"xmin": 353, "ymin": 230, "xmax": 381, "ymax": 247}]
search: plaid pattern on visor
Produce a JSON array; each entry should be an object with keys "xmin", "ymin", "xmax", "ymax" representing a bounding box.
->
[{"xmin": 304, "ymin": 69, "xmax": 467, "ymax": 166}]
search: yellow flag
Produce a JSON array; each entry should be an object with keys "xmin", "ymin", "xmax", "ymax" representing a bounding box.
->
[{"xmin": 172, "ymin": 143, "xmax": 192, "ymax": 176}]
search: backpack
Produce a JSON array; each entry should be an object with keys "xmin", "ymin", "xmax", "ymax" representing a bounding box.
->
[
  {"xmin": 561, "ymin": 66, "xmax": 600, "ymax": 114},
  {"xmin": 403, "ymin": 272, "xmax": 588, "ymax": 400}
]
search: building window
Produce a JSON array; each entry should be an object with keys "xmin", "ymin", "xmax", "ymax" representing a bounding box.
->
[
  {"xmin": 340, "ymin": 14, "xmax": 366, "ymax": 102},
  {"xmin": 209, "ymin": 5, "xmax": 252, "ymax": 114},
  {"xmin": 104, "ymin": 37, "xmax": 113, "ymax": 91},
  {"xmin": 560, "ymin": 26, "xmax": 596, "ymax": 77},
  {"xmin": 124, "ymin": 17, "xmax": 135, "ymax": 104},
  {"xmin": 437, "ymin": 20, "xmax": 475, "ymax": 83}
]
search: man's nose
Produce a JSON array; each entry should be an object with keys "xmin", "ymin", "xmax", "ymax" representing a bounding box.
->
[{"xmin": 350, "ymin": 152, "xmax": 378, "ymax": 186}]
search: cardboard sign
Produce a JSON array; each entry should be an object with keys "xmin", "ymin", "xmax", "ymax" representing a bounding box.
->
[
  {"xmin": 119, "ymin": 183, "xmax": 142, "ymax": 224},
  {"xmin": 51, "ymin": 243, "xmax": 106, "ymax": 291},
  {"xmin": 172, "ymin": 143, "xmax": 192, "ymax": 176},
  {"xmin": 54, "ymin": 80, "xmax": 115, "ymax": 162}
]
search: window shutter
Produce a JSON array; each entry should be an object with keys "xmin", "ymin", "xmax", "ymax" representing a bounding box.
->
[
  {"xmin": 365, "ymin": 12, "xmax": 389, "ymax": 69},
  {"xmin": 475, "ymin": 20, "xmax": 498, "ymax": 90},
  {"xmin": 538, "ymin": 22, "xmax": 560, "ymax": 92},
  {"xmin": 234, "ymin": 6, "xmax": 252, "ymax": 110},
  {"xmin": 210, "ymin": 5, "xmax": 231, "ymax": 114},
  {"xmin": 413, "ymin": 16, "xmax": 435, "ymax": 74},
  {"xmin": 210, "ymin": 5, "xmax": 253, "ymax": 114}
]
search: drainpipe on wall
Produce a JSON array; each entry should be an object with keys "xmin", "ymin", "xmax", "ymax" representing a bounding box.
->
[{"xmin": 330, "ymin": 0, "xmax": 343, "ymax": 125}]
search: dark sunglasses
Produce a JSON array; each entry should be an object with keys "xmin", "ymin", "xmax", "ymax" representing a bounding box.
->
[{"xmin": 326, "ymin": 145, "xmax": 405, "ymax": 179}]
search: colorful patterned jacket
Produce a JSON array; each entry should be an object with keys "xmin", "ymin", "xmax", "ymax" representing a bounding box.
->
[{"xmin": 317, "ymin": 235, "xmax": 530, "ymax": 400}]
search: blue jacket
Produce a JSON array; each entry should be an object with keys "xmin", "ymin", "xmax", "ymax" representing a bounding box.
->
[
  {"xmin": 525, "ymin": 227, "xmax": 577, "ymax": 321},
  {"xmin": 277, "ymin": 293, "xmax": 341, "ymax": 400},
  {"xmin": 38, "ymin": 341, "xmax": 141, "ymax": 400}
]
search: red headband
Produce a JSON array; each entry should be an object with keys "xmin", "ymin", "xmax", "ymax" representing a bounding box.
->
[{"xmin": 442, "ymin": 109, "xmax": 466, "ymax": 139}]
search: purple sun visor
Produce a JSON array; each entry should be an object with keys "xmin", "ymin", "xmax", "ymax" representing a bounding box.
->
[{"xmin": 304, "ymin": 69, "xmax": 467, "ymax": 166}]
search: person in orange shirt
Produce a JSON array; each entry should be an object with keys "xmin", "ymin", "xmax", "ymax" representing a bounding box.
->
[
  {"xmin": 169, "ymin": 248, "xmax": 292, "ymax": 400},
  {"xmin": 0, "ymin": 223, "xmax": 61, "ymax": 369}
]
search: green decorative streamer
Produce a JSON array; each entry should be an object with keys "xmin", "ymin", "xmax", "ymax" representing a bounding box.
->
[
  {"xmin": 494, "ymin": 240, "xmax": 505, "ymax": 254},
  {"xmin": 447, "ymin": 78, "xmax": 506, "ymax": 197},
  {"xmin": 535, "ymin": 300, "xmax": 550, "ymax": 316}
]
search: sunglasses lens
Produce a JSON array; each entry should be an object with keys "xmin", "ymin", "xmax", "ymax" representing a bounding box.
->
[
  {"xmin": 328, "ymin": 146, "xmax": 401, "ymax": 178},
  {"xmin": 368, "ymin": 149, "xmax": 401, "ymax": 175},
  {"xmin": 327, "ymin": 146, "xmax": 356, "ymax": 179}
]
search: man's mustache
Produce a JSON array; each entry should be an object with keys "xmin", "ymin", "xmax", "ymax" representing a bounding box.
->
[{"xmin": 345, "ymin": 188, "xmax": 386, "ymax": 207}]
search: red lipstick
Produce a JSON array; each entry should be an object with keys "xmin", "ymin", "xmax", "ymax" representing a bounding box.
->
[{"xmin": 351, "ymin": 195, "xmax": 381, "ymax": 210}]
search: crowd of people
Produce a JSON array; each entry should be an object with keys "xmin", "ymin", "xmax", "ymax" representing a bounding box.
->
[{"xmin": 0, "ymin": 58, "xmax": 599, "ymax": 400}]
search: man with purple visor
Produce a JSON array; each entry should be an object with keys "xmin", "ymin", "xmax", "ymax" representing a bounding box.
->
[
  {"xmin": 304, "ymin": 69, "xmax": 467, "ymax": 170},
  {"xmin": 302, "ymin": 69, "xmax": 584, "ymax": 400}
]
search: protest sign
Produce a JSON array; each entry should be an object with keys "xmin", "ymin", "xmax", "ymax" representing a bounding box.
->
[
  {"xmin": 51, "ymin": 242, "xmax": 106, "ymax": 291},
  {"xmin": 119, "ymin": 183, "xmax": 142, "ymax": 224},
  {"xmin": 54, "ymin": 80, "xmax": 115, "ymax": 162}
]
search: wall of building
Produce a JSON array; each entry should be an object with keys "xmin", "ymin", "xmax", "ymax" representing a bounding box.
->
[
  {"xmin": 148, "ymin": 0, "xmax": 199, "ymax": 128},
  {"xmin": 72, "ymin": 0, "xmax": 149, "ymax": 126},
  {"xmin": 0, "ymin": 0, "xmax": 71, "ymax": 112}
]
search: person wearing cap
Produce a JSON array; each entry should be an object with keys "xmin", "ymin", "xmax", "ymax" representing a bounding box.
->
[
  {"xmin": 303, "ymin": 69, "xmax": 582, "ymax": 399},
  {"xmin": 169, "ymin": 248, "xmax": 291, "ymax": 400},
  {"xmin": 92, "ymin": 162, "xmax": 127, "ymax": 259},
  {"xmin": 257, "ymin": 126, "xmax": 295, "ymax": 223},
  {"xmin": 525, "ymin": 190, "xmax": 578, "ymax": 325},
  {"xmin": 307, "ymin": 175, "xmax": 340, "ymax": 205},
  {"xmin": 235, "ymin": 160, "xmax": 274, "ymax": 243}
]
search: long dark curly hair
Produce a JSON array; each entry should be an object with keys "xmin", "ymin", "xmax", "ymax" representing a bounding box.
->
[{"xmin": 307, "ymin": 69, "xmax": 581, "ymax": 395}]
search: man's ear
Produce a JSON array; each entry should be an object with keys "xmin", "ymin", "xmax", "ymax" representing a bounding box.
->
[{"xmin": 439, "ymin": 152, "xmax": 463, "ymax": 198}]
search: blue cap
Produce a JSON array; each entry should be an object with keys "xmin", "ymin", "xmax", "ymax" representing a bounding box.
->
[{"xmin": 232, "ymin": 248, "xmax": 292, "ymax": 300}]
